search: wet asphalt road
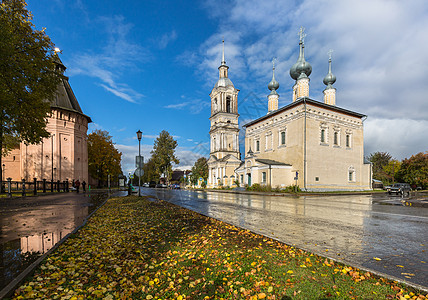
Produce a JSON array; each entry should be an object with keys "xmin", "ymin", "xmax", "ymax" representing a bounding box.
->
[{"xmin": 140, "ymin": 188, "xmax": 428, "ymax": 290}]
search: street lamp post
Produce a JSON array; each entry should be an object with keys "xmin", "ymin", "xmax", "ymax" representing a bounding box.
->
[{"xmin": 136, "ymin": 130, "xmax": 142, "ymax": 197}]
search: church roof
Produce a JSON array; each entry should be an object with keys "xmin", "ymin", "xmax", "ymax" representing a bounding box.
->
[
  {"xmin": 51, "ymin": 54, "xmax": 92, "ymax": 122},
  {"xmin": 255, "ymin": 159, "xmax": 291, "ymax": 166},
  {"xmin": 214, "ymin": 77, "xmax": 234, "ymax": 88},
  {"xmin": 243, "ymin": 97, "xmax": 366, "ymax": 128}
]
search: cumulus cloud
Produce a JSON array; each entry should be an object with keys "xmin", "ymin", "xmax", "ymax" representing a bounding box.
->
[
  {"xmin": 116, "ymin": 144, "xmax": 153, "ymax": 176},
  {"xmin": 364, "ymin": 118, "xmax": 428, "ymax": 160}
]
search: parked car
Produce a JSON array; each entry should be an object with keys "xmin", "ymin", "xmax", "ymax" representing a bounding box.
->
[
  {"xmin": 386, "ymin": 183, "xmax": 411, "ymax": 195},
  {"xmin": 149, "ymin": 181, "xmax": 156, "ymax": 188}
]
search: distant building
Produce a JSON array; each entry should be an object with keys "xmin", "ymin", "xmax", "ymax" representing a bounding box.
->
[
  {"xmin": 3, "ymin": 54, "xmax": 91, "ymax": 183},
  {"xmin": 235, "ymin": 28, "xmax": 372, "ymax": 191}
]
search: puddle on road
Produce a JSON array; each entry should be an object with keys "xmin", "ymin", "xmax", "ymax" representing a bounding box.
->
[{"xmin": 0, "ymin": 191, "xmax": 114, "ymax": 291}]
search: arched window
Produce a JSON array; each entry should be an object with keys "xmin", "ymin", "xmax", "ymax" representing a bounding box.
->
[
  {"xmin": 281, "ymin": 131, "xmax": 286, "ymax": 145},
  {"xmin": 334, "ymin": 132, "xmax": 338, "ymax": 145},
  {"xmin": 321, "ymin": 129, "xmax": 325, "ymax": 143},
  {"xmin": 226, "ymin": 97, "xmax": 231, "ymax": 113}
]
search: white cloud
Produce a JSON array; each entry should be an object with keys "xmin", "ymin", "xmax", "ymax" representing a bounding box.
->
[
  {"xmin": 164, "ymin": 99, "xmax": 210, "ymax": 114},
  {"xmin": 116, "ymin": 144, "xmax": 153, "ymax": 176},
  {"xmin": 364, "ymin": 118, "xmax": 428, "ymax": 160},
  {"xmin": 68, "ymin": 15, "xmax": 146, "ymax": 103},
  {"xmin": 88, "ymin": 122, "xmax": 103, "ymax": 132},
  {"xmin": 158, "ymin": 30, "xmax": 177, "ymax": 49}
]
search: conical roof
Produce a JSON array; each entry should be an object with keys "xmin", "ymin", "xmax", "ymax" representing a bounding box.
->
[{"xmin": 51, "ymin": 54, "xmax": 91, "ymax": 122}]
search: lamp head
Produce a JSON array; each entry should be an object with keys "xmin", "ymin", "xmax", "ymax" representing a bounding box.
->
[{"xmin": 136, "ymin": 130, "xmax": 142, "ymax": 141}]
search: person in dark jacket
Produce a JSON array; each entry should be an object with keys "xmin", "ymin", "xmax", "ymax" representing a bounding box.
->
[{"xmin": 75, "ymin": 180, "xmax": 80, "ymax": 193}]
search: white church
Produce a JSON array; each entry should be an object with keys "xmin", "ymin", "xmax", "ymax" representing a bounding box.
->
[{"xmin": 207, "ymin": 29, "xmax": 372, "ymax": 191}]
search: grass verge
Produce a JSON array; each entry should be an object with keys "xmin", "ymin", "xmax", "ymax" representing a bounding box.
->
[{"xmin": 11, "ymin": 196, "xmax": 427, "ymax": 299}]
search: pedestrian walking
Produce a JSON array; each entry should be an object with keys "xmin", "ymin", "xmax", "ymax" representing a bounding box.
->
[
  {"xmin": 82, "ymin": 180, "xmax": 86, "ymax": 192},
  {"xmin": 75, "ymin": 179, "xmax": 80, "ymax": 193}
]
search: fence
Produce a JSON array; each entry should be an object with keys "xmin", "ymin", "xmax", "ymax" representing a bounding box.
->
[{"xmin": 0, "ymin": 178, "xmax": 70, "ymax": 197}]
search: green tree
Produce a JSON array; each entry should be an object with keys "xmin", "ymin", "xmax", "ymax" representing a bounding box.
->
[
  {"xmin": 88, "ymin": 130, "xmax": 122, "ymax": 187},
  {"xmin": 190, "ymin": 157, "xmax": 208, "ymax": 185},
  {"xmin": 0, "ymin": 0, "xmax": 60, "ymax": 184},
  {"xmin": 141, "ymin": 158, "xmax": 157, "ymax": 183},
  {"xmin": 397, "ymin": 152, "xmax": 428, "ymax": 189},
  {"xmin": 367, "ymin": 152, "xmax": 392, "ymax": 183},
  {"xmin": 151, "ymin": 130, "xmax": 179, "ymax": 182}
]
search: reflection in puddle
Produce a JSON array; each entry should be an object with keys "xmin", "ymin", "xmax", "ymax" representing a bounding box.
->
[
  {"xmin": 0, "ymin": 192, "xmax": 113, "ymax": 291},
  {"xmin": 1, "ymin": 229, "xmax": 72, "ymax": 290}
]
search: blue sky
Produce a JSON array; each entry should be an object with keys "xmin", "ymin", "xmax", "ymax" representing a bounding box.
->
[{"xmin": 28, "ymin": 0, "xmax": 428, "ymax": 175}]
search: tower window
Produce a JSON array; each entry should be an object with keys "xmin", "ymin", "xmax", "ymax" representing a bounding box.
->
[{"xmin": 226, "ymin": 97, "xmax": 231, "ymax": 113}]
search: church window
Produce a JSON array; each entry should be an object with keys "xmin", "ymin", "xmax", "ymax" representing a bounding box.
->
[
  {"xmin": 226, "ymin": 97, "xmax": 231, "ymax": 113},
  {"xmin": 334, "ymin": 132, "xmax": 338, "ymax": 145},
  {"xmin": 348, "ymin": 167, "xmax": 355, "ymax": 182},
  {"xmin": 279, "ymin": 129, "xmax": 286, "ymax": 146},
  {"xmin": 315, "ymin": 177, "xmax": 319, "ymax": 181},
  {"xmin": 321, "ymin": 129, "xmax": 326, "ymax": 143},
  {"xmin": 240, "ymin": 174, "xmax": 243, "ymax": 184},
  {"xmin": 256, "ymin": 140, "xmax": 260, "ymax": 152},
  {"xmin": 346, "ymin": 134, "xmax": 352, "ymax": 148},
  {"xmin": 262, "ymin": 172, "xmax": 266, "ymax": 183}
]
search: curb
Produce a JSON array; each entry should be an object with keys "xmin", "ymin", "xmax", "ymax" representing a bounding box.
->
[{"xmin": 0, "ymin": 192, "xmax": 116, "ymax": 300}]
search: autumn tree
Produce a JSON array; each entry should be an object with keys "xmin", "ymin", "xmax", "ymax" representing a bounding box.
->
[
  {"xmin": 190, "ymin": 157, "xmax": 208, "ymax": 185},
  {"xmin": 383, "ymin": 160, "xmax": 401, "ymax": 184},
  {"xmin": 151, "ymin": 130, "xmax": 179, "ymax": 182},
  {"xmin": 396, "ymin": 152, "xmax": 428, "ymax": 189},
  {"xmin": 0, "ymin": 0, "xmax": 60, "ymax": 185},
  {"xmin": 88, "ymin": 130, "xmax": 122, "ymax": 187}
]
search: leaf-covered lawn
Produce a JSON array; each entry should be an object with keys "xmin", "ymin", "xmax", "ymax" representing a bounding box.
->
[{"xmin": 12, "ymin": 196, "xmax": 427, "ymax": 299}]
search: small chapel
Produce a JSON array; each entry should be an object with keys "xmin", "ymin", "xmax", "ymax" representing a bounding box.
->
[
  {"xmin": 210, "ymin": 29, "xmax": 372, "ymax": 191},
  {"xmin": 2, "ymin": 53, "xmax": 91, "ymax": 183}
]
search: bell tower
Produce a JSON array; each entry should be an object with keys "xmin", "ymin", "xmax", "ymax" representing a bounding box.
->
[{"xmin": 209, "ymin": 40, "xmax": 240, "ymax": 160}]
